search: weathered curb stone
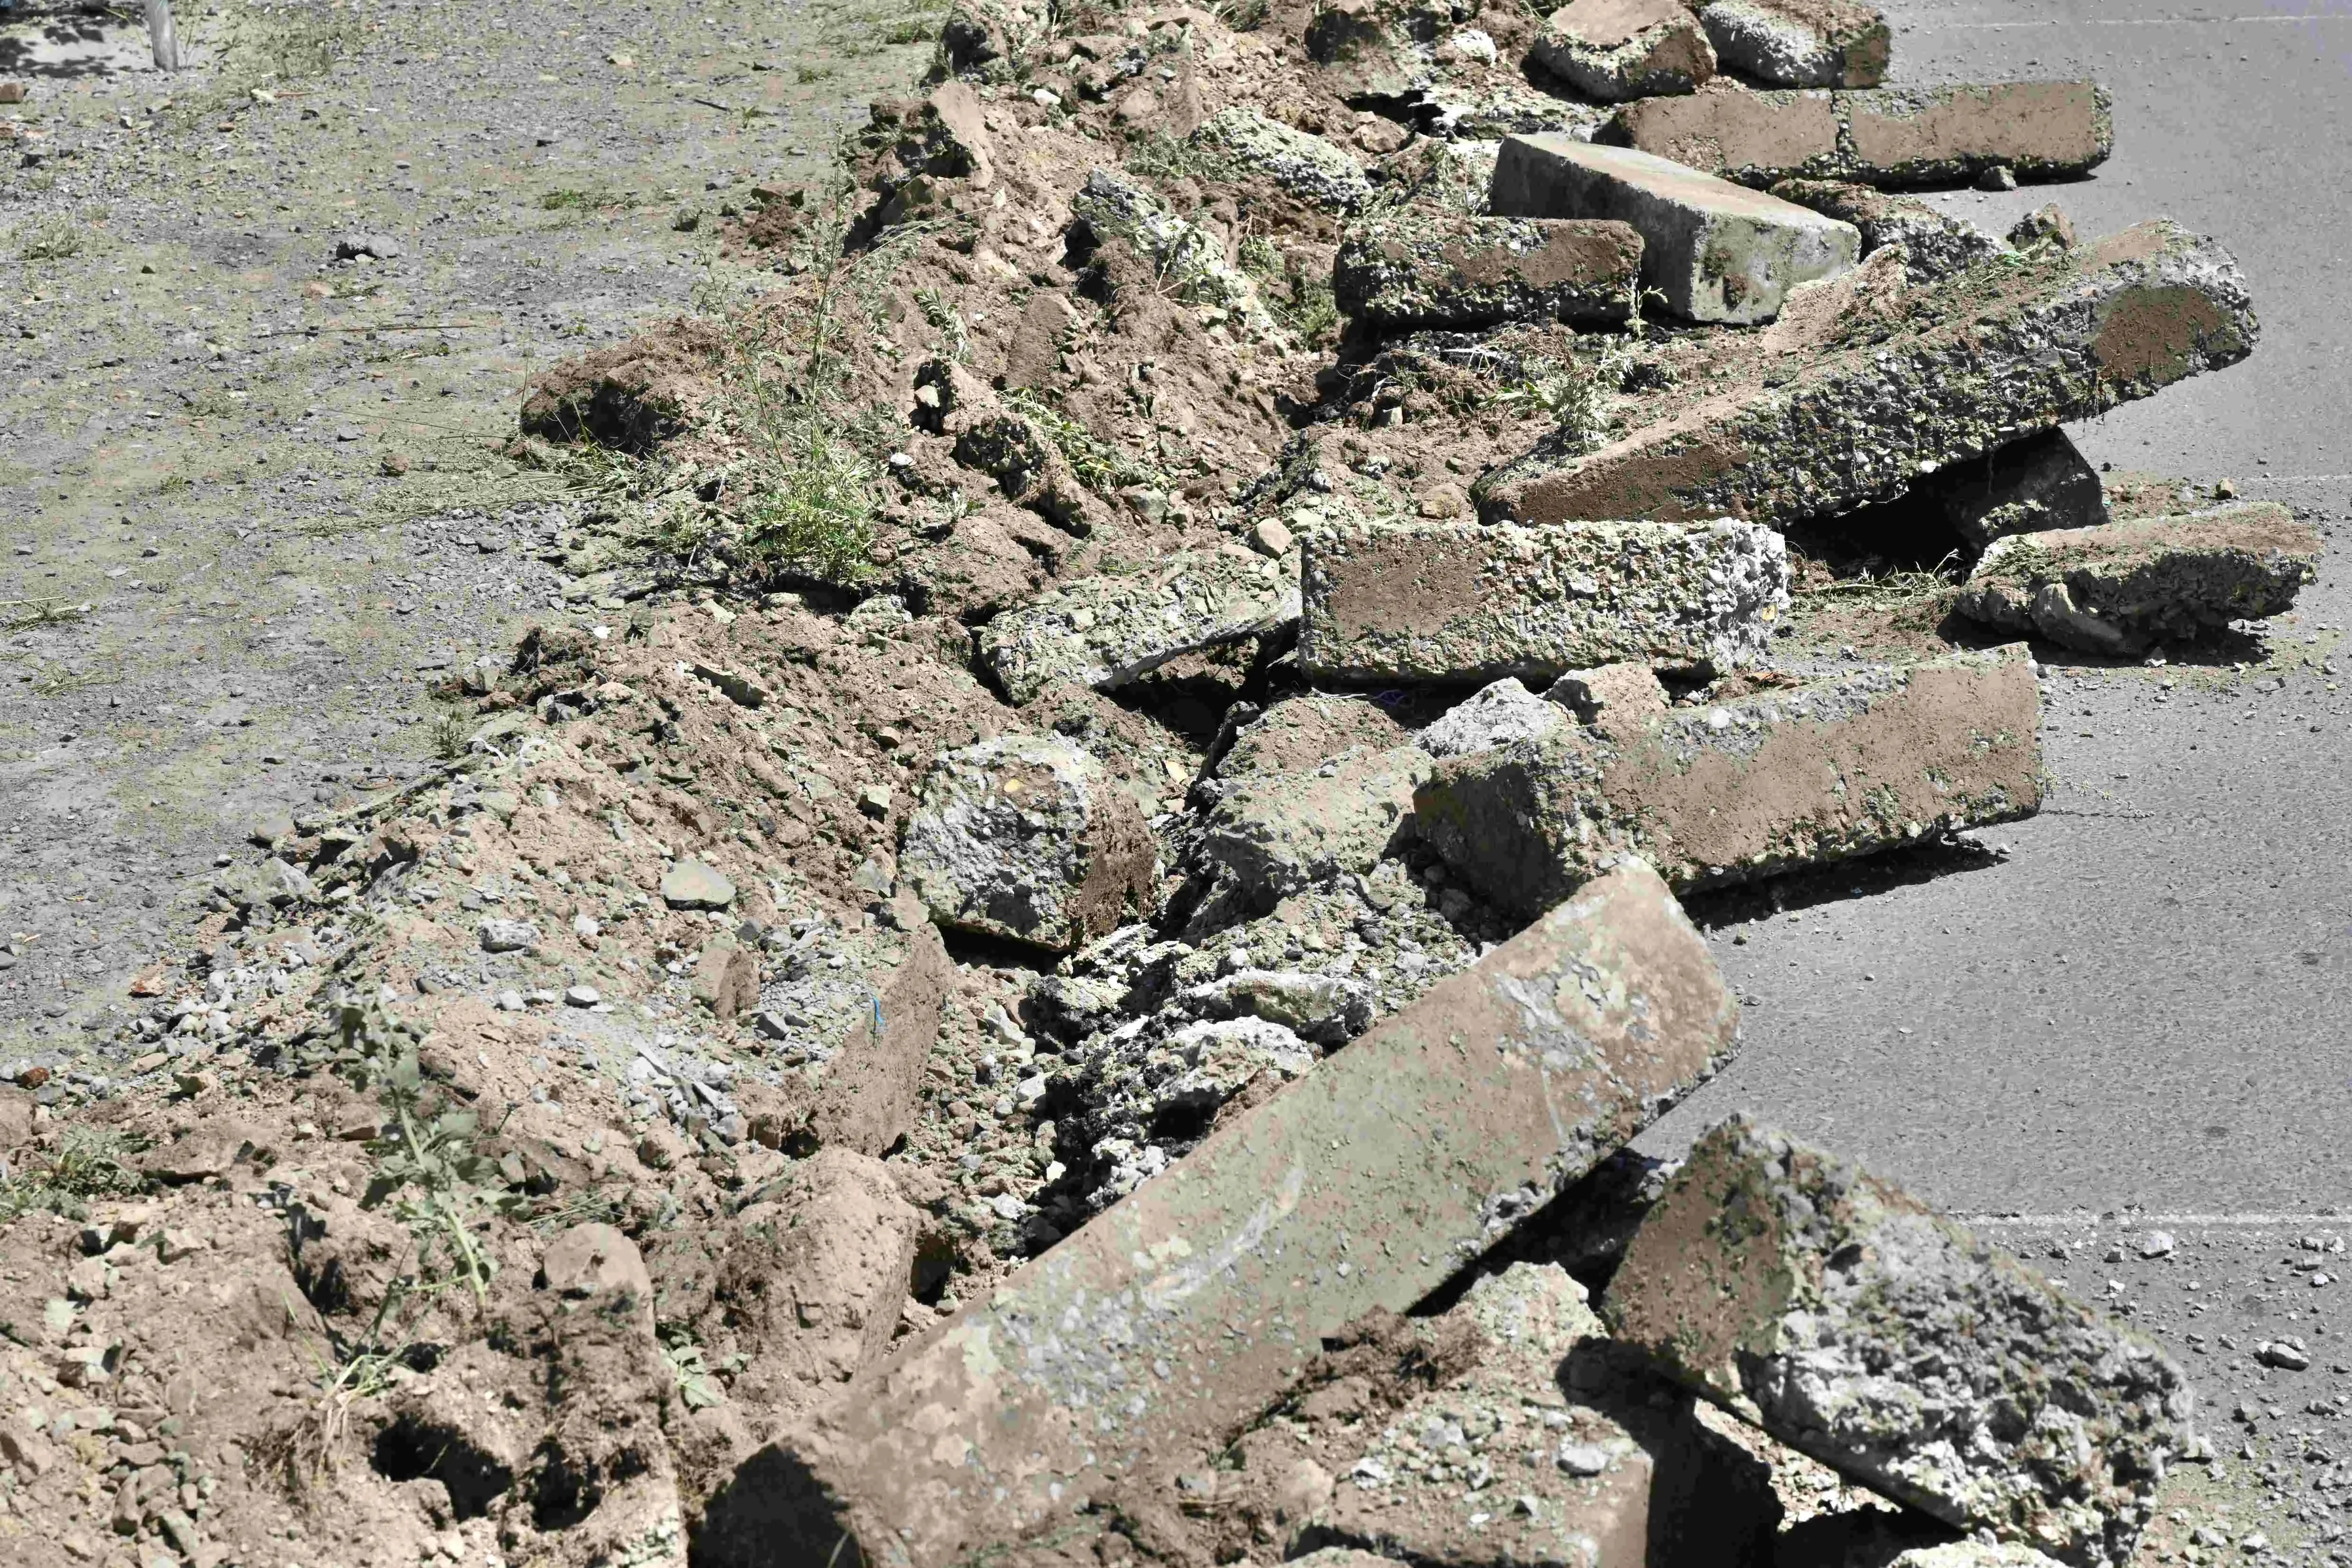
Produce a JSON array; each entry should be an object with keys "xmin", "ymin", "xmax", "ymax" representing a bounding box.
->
[
  {"xmin": 1416, "ymin": 646, "xmax": 2042, "ymax": 915},
  {"xmin": 1528, "ymin": 0, "xmax": 1717, "ymax": 103},
  {"xmin": 976, "ymin": 548, "xmax": 1299, "ymax": 705},
  {"xmin": 1698, "ymin": 0, "xmax": 1889, "ymax": 88},
  {"xmin": 1332, "ymin": 214, "xmax": 1642, "ymax": 329},
  {"xmin": 1608, "ymin": 79, "xmax": 2114, "ymax": 189},
  {"xmin": 1603, "ymin": 1114, "xmax": 2194, "ymax": 1568},
  {"xmin": 1193, "ymin": 740, "xmax": 1432, "ymax": 910},
  {"xmin": 1956, "ymin": 504, "xmax": 2322, "ymax": 656},
  {"xmin": 898, "ymin": 734, "xmax": 1155, "ymax": 953},
  {"xmin": 1477, "ymin": 221, "xmax": 2257, "ymax": 529},
  {"xmin": 694, "ymin": 858, "xmax": 1741, "ymax": 1568},
  {"xmin": 1769, "ymin": 177, "xmax": 2003, "ymax": 282},
  {"xmin": 1189, "ymin": 105, "xmax": 1371, "ymax": 214},
  {"xmin": 1920, "ymin": 427, "xmax": 2109, "ymax": 549},
  {"xmin": 1491, "ymin": 134, "xmax": 1859, "ymax": 324},
  {"xmin": 1298, "ymin": 517, "xmax": 1790, "ymax": 682}
]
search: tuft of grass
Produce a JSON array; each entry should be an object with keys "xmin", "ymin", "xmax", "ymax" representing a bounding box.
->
[
  {"xmin": 0, "ymin": 1126, "xmax": 152, "ymax": 1225},
  {"xmin": 540, "ymin": 187, "xmax": 640, "ymax": 215},
  {"xmin": 18, "ymin": 219, "xmax": 86, "ymax": 263},
  {"xmin": 1238, "ymin": 235, "xmax": 1337, "ymax": 347},
  {"xmin": 429, "ymin": 707, "xmax": 470, "ymax": 761},
  {"xmin": 1002, "ymin": 387, "xmax": 1161, "ymax": 495},
  {"xmin": 1123, "ymin": 131, "xmax": 1215, "ymax": 183},
  {"xmin": 738, "ymin": 421, "xmax": 878, "ymax": 581},
  {"xmin": 1, "ymin": 599, "xmax": 92, "ymax": 633}
]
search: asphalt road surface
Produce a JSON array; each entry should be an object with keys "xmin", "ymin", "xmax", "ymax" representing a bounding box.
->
[{"xmin": 1646, "ymin": 5, "xmax": 2352, "ymax": 1556}]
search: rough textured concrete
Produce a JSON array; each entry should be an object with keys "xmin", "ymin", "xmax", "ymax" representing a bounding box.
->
[
  {"xmin": 1332, "ymin": 213, "xmax": 1642, "ymax": 329},
  {"xmin": 1699, "ymin": 0, "xmax": 1890, "ymax": 88},
  {"xmin": 1608, "ymin": 79, "xmax": 2113, "ymax": 188},
  {"xmin": 1477, "ymin": 221, "xmax": 2256, "ymax": 529},
  {"xmin": 1921, "ymin": 427, "xmax": 2109, "ymax": 549},
  {"xmin": 694, "ymin": 858, "xmax": 1741, "ymax": 1568},
  {"xmin": 976, "ymin": 548, "xmax": 1299, "ymax": 705},
  {"xmin": 1957, "ymin": 505, "xmax": 2322, "ymax": 656},
  {"xmin": 1604, "ymin": 1115, "xmax": 2194, "ymax": 1568},
  {"xmin": 1770, "ymin": 177, "xmax": 2004, "ymax": 282},
  {"xmin": 1547, "ymin": 662, "xmax": 1671, "ymax": 743},
  {"xmin": 1416, "ymin": 646, "xmax": 2043, "ymax": 916},
  {"xmin": 1528, "ymin": 0, "xmax": 1717, "ymax": 103},
  {"xmin": 1189, "ymin": 105, "xmax": 1370, "ymax": 215},
  {"xmin": 898, "ymin": 734, "xmax": 1156, "ymax": 952},
  {"xmin": 1192, "ymin": 737, "xmax": 1432, "ymax": 911},
  {"xmin": 1415, "ymin": 676, "xmax": 1570, "ymax": 759},
  {"xmin": 1491, "ymin": 134, "xmax": 1860, "ymax": 324},
  {"xmin": 1299, "ymin": 516, "xmax": 1790, "ymax": 680}
]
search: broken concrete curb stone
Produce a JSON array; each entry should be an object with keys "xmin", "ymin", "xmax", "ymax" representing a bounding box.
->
[
  {"xmin": 1698, "ymin": 0, "xmax": 1889, "ymax": 88},
  {"xmin": 1609, "ymin": 79, "xmax": 2115, "ymax": 189},
  {"xmin": 1603, "ymin": 1113, "xmax": 2194, "ymax": 1567},
  {"xmin": 695, "ymin": 857, "xmax": 1741, "ymax": 1568},
  {"xmin": 1956, "ymin": 504, "xmax": 2322, "ymax": 656},
  {"xmin": 976, "ymin": 547, "xmax": 1300, "ymax": 705},
  {"xmin": 1416, "ymin": 645, "xmax": 2043, "ymax": 915},
  {"xmin": 1528, "ymin": 0, "xmax": 1717, "ymax": 103},
  {"xmin": 898, "ymin": 733, "xmax": 1155, "ymax": 953},
  {"xmin": 1192, "ymin": 737, "xmax": 1432, "ymax": 912},
  {"xmin": 1189, "ymin": 105, "xmax": 1371, "ymax": 214},
  {"xmin": 1477, "ymin": 220, "xmax": 2257, "ymax": 528},
  {"xmin": 1490, "ymin": 134, "xmax": 1859, "ymax": 324},
  {"xmin": 1299, "ymin": 516, "xmax": 1790, "ymax": 682},
  {"xmin": 1332, "ymin": 213, "xmax": 1642, "ymax": 329},
  {"xmin": 804, "ymin": 921, "xmax": 951, "ymax": 1156},
  {"xmin": 1769, "ymin": 177, "xmax": 2004, "ymax": 282}
]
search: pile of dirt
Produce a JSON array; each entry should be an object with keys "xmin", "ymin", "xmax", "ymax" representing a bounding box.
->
[{"xmin": 0, "ymin": 0, "xmax": 2314, "ymax": 1566}]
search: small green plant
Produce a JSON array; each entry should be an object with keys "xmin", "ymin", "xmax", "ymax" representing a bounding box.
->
[
  {"xmin": 796, "ymin": 62, "xmax": 838, "ymax": 83},
  {"xmin": 1122, "ymin": 131, "xmax": 1214, "ymax": 183},
  {"xmin": 18, "ymin": 219, "xmax": 85, "ymax": 263},
  {"xmin": 739, "ymin": 422, "xmax": 878, "ymax": 580},
  {"xmin": 659, "ymin": 1326, "xmax": 726, "ymax": 1409},
  {"xmin": 1238, "ymin": 235, "xmax": 1338, "ymax": 347},
  {"xmin": 913, "ymin": 285, "xmax": 970, "ymax": 365},
  {"xmin": 429, "ymin": 707, "xmax": 470, "ymax": 761},
  {"xmin": 540, "ymin": 187, "xmax": 640, "ymax": 215},
  {"xmin": 1002, "ymin": 387, "xmax": 1160, "ymax": 495},
  {"xmin": 349, "ymin": 1003, "xmax": 525, "ymax": 1304},
  {"xmin": 0, "ymin": 1125, "xmax": 151, "ymax": 1225}
]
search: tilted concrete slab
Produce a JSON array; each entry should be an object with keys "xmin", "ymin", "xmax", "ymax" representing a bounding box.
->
[
  {"xmin": 1297, "ymin": 516, "xmax": 1789, "ymax": 682},
  {"xmin": 1603, "ymin": 1114, "xmax": 2195, "ymax": 1568},
  {"xmin": 1957, "ymin": 504, "xmax": 2322, "ymax": 656},
  {"xmin": 692, "ymin": 858, "xmax": 1741, "ymax": 1568},
  {"xmin": 1698, "ymin": 0, "xmax": 1889, "ymax": 88},
  {"xmin": 1474, "ymin": 221, "xmax": 2256, "ymax": 530},
  {"xmin": 1332, "ymin": 213, "xmax": 1642, "ymax": 329},
  {"xmin": 1607, "ymin": 79, "xmax": 2114, "ymax": 189},
  {"xmin": 1415, "ymin": 646, "xmax": 2043, "ymax": 916},
  {"xmin": 1490, "ymin": 134, "xmax": 1859, "ymax": 324},
  {"xmin": 1526, "ymin": 0, "xmax": 1716, "ymax": 103}
]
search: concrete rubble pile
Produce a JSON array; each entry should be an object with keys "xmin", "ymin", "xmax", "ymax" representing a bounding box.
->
[{"xmin": 0, "ymin": 0, "xmax": 2302, "ymax": 1565}]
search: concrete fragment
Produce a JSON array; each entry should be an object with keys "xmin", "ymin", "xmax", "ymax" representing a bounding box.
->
[
  {"xmin": 1056, "ymin": 1015, "xmax": 1321, "ymax": 1206},
  {"xmin": 659, "ymin": 858, "xmax": 735, "ymax": 911},
  {"xmin": 1299, "ymin": 517, "xmax": 1790, "ymax": 683},
  {"xmin": 1069, "ymin": 169, "xmax": 1276, "ymax": 334},
  {"xmin": 1956, "ymin": 505, "xmax": 2321, "ymax": 656},
  {"xmin": 1192, "ymin": 740, "xmax": 1431, "ymax": 911},
  {"xmin": 1478, "ymin": 221, "xmax": 2257, "ymax": 529},
  {"xmin": 1304, "ymin": 0, "xmax": 1430, "ymax": 101},
  {"xmin": 691, "ymin": 943, "xmax": 760, "ymax": 1020},
  {"xmin": 951, "ymin": 410, "xmax": 1100, "ymax": 533},
  {"xmin": 1415, "ymin": 677, "xmax": 1569, "ymax": 759},
  {"xmin": 1545, "ymin": 662, "xmax": 1670, "ymax": 743},
  {"xmin": 1769, "ymin": 178, "xmax": 2003, "ymax": 282},
  {"xmin": 899, "ymin": 734, "xmax": 1155, "ymax": 953},
  {"xmin": 695, "ymin": 858, "xmax": 1740, "ymax": 1568},
  {"xmin": 1417, "ymin": 646, "xmax": 2042, "ymax": 915},
  {"xmin": 1189, "ymin": 105, "xmax": 1370, "ymax": 214},
  {"xmin": 1609, "ymin": 80, "xmax": 2114, "ymax": 189},
  {"xmin": 1603, "ymin": 1114, "xmax": 2194, "ymax": 1567},
  {"xmin": 1492, "ymin": 135, "xmax": 1859, "ymax": 324},
  {"xmin": 2008, "ymin": 202, "xmax": 2078, "ymax": 254},
  {"xmin": 1333, "ymin": 213, "xmax": 1642, "ymax": 329},
  {"xmin": 1921, "ymin": 428, "xmax": 2109, "ymax": 550},
  {"xmin": 977, "ymin": 548, "xmax": 1299, "ymax": 705},
  {"xmin": 1893, "ymin": 1549, "xmax": 2070, "ymax": 1568},
  {"xmin": 1698, "ymin": 0, "xmax": 1888, "ymax": 88},
  {"xmin": 1528, "ymin": 0, "xmax": 1717, "ymax": 103},
  {"xmin": 1175, "ymin": 968, "xmax": 1375, "ymax": 1045}
]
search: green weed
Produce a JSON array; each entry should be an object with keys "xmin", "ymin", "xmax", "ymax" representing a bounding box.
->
[
  {"xmin": 1002, "ymin": 387, "xmax": 1160, "ymax": 494},
  {"xmin": 1238, "ymin": 235, "xmax": 1338, "ymax": 347},
  {"xmin": 17, "ymin": 219, "xmax": 86, "ymax": 263},
  {"xmin": 0, "ymin": 1126, "xmax": 152, "ymax": 1226}
]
